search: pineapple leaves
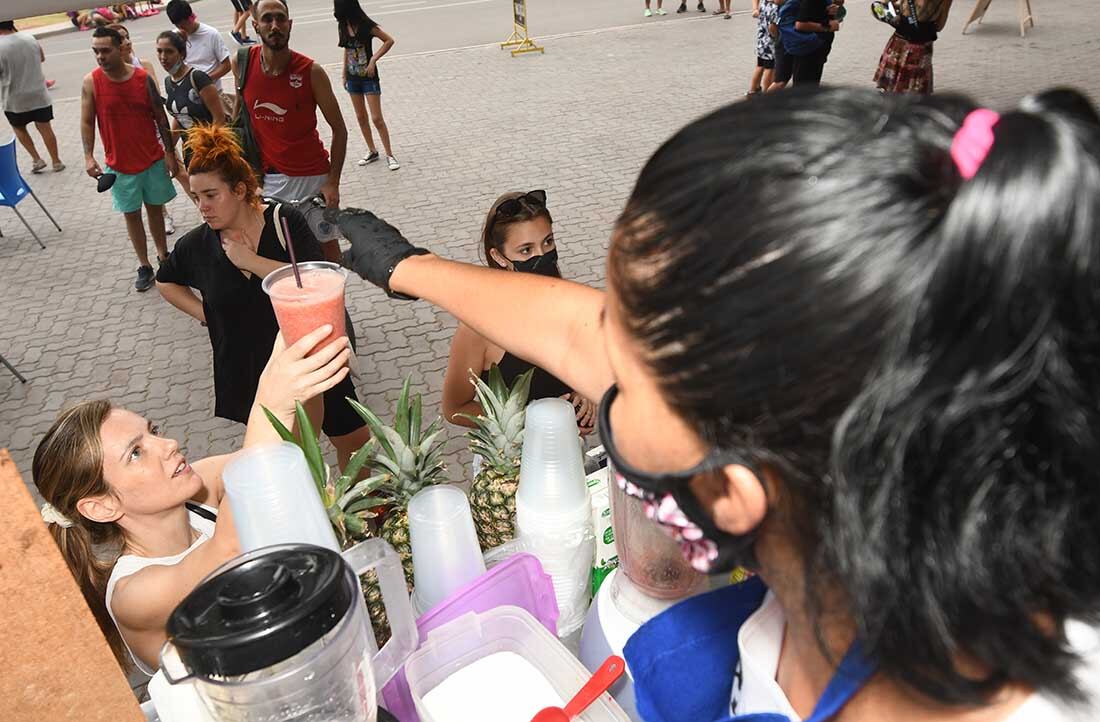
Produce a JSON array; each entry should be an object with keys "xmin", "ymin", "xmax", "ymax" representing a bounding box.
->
[
  {"xmin": 344, "ymin": 513, "xmax": 366, "ymax": 536},
  {"xmin": 394, "ymin": 378, "xmax": 411, "ymax": 443},
  {"xmin": 346, "ymin": 496, "xmax": 392, "ymax": 515},
  {"xmin": 340, "ymin": 438, "xmax": 377, "ymax": 497},
  {"xmin": 263, "ymin": 403, "xmax": 327, "ymax": 495},
  {"xmin": 345, "ymin": 377, "xmax": 447, "ymax": 506},
  {"xmin": 488, "ymin": 364, "xmax": 507, "ymax": 400},
  {"xmin": 511, "ymin": 368, "xmax": 534, "ymax": 408},
  {"xmin": 262, "ymin": 406, "xmax": 297, "ymax": 444},
  {"xmin": 462, "ymin": 368, "xmax": 530, "ymax": 472},
  {"xmin": 410, "ymin": 392, "xmax": 422, "ymax": 448},
  {"xmin": 294, "ymin": 402, "xmax": 327, "ymax": 490},
  {"xmin": 339, "ymin": 473, "xmax": 389, "ymax": 509},
  {"xmin": 347, "ymin": 397, "xmax": 397, "ymax": 458}
]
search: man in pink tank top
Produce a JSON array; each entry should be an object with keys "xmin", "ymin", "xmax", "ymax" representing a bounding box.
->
[
  {"xmin": 233, "ymin": 0, "xmax": 348, "ymax": 263},
  {"xmin": 81, "ymin": 26, "xmax": 179, "ymax": 292}
]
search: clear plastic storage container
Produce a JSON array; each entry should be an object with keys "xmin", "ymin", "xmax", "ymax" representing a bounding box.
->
[{"xmin": 405, "ymin": 606, "xmax": 628, "ymax": 722}]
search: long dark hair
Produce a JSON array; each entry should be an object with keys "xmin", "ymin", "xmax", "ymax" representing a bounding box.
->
[
  {"xmin": 156, "ymin": 29, "xmax": 187, "ymax": 58},
  {"xmin": 334, "ymin": 0, "xmax": 371, "ymax": 42},
  {"xmin": 611, "ymin": 86, "xmax": 1100, "ymax": 707}
]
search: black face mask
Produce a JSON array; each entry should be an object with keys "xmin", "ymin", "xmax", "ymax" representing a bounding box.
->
[{"xmin": 510, "ymin": 248, "xmax": 562, "ymax": 278}]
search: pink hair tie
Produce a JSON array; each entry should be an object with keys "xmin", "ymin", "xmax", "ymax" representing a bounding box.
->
[{"xmin": 951, "ymin": 109, "xmax": 1000, "ymax": 180}]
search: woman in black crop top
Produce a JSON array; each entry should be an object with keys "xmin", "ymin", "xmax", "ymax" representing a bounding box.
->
[{"xmin": 442, "ymin": 191, "xmax": 596, "ymax": 434}]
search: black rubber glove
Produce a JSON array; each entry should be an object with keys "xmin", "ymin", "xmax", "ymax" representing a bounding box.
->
[{"xmin": 324, "ymin": 207, "xmax": 429, "ymax": 300}]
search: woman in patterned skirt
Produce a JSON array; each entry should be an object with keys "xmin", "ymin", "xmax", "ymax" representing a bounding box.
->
[{"xmin": 874, "ymin": 0, "xmax": 954, "ymax": 94}]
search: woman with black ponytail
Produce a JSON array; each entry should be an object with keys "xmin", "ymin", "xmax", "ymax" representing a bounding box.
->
[{"xmin": 330, "ymin": 86, "xmax": 1100, "ymax": 721}]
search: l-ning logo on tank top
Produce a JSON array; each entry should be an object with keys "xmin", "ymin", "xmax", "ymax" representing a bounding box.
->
[{"xmin": 252, "ymin": 99, "xmax": 289, "ymax": 123}]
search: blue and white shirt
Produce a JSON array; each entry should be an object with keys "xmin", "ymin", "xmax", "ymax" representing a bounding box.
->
[{"xmin": 756, "ymin": 0, "xmax": 780, "ymax": 61}]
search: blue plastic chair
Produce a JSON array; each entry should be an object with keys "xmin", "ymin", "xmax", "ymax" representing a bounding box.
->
[{"xmin": 0, "ymin": 137, "xmax": 62, "ymax": 249}]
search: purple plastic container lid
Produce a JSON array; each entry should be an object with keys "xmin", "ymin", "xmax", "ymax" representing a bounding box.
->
[{"xmin": 380, "ymin": 552, "xmax": 559, "ymax": 722}]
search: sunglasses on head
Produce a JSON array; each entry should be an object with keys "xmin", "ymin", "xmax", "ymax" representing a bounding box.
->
[
  {"xmin": 495, "ymin": 190, "xmax": 547, "ymax": 220},
  {"xmin": 598, "ymin": 383, "xmax": 752, "ymax": 496}
]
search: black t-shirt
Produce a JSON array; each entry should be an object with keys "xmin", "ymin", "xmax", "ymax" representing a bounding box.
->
[
  {"xmin": 164, "ymin": 68, "xmax": 215, "ymax": 131},
  {"xmin": 338, "ymin": 17, "xmax": 380, "ymax": 79},
  {"xmin": 895, "ymin": 19, "xmax": 939, "ymax": 43},
  {"xmin": 156, "ymin": 204, "xmax": 333, "ymax": 423},
  {"xmin": 797, "ymin": 0, "xmax": 829, "ymax": 25},
  {"xmin": 797, "ymin": 0, "xmax": 834, "ymax": 47}
]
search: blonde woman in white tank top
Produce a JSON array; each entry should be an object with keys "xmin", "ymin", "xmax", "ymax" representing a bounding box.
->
[{"xmin": 34, "ymin": 326, "xmax": 352, "ymax": 673}]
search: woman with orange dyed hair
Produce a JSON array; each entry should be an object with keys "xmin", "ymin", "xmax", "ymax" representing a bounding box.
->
[{"xmin": 156, "ymin": 125, "xmax": 371, "ymax": 466}]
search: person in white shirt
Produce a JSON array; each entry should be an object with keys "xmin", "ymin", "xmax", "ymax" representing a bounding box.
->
[
  {"xmin": 332, "ymin": 84, "xmax": 1100, "ymax": 722},
  {"xmin": 32, "ymin": 326, "xmax": 351, "ymax": 673},
  {"xmin": 0, "ymin": 20, "xmax": 63, "ymax": 173},
  {"xmin": 165, "ymin": 0, "xmax": 231, "ymax": 94}
]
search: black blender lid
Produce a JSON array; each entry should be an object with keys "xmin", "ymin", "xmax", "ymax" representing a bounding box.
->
[{"xmin": 167, "ymin": 544, "xmax": 353, "ymax": 677}]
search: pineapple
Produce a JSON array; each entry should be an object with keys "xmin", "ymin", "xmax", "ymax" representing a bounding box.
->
[
  {"xmin": 347, "ymin": 377, "xmax": 447, "ymax": 634},
  {"xmin": 263, "ymin": 403, "xmax": 390, "ymax": 548},
  {"xmin": 459, "ymin": 365, "xmax": 533, "ymax": 551}
]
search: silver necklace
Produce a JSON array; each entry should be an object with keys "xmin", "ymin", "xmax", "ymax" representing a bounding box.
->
[{"xmin": 260, "ymin": 51, "xmax": 287, "ymax": 77}]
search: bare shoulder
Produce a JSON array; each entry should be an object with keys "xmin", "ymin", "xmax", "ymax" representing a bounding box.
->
[
  {"xmin": 454, "ymin": 322, "xmax": 496, "ymax": 368},
  {"xmin": 110, "ymin": 563, "xmax": 169, "ymax": 623}
]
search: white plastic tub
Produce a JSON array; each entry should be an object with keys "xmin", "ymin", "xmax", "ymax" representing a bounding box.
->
[{"xmin": 405, "ymin": 605, "xmax": 629, "ymax": 722}]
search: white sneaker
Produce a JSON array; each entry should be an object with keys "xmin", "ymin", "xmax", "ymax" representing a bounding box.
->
[
  {"xmin": 644, "ymin": 8, "xmax": 653, "ymax": 15},
  {"xmin": 357, "ymin": 151, "xmax": 380, "ymax": 166},
  {"xmin": 656, "ymin": 7, "xmax": 667, "ymax": 13},
  {"xmin": 387, "ymin": 156, "xmax": 401, "ymax": 171},
  {"xmin": 165, "ymin": 209, "xmax": 176, "ymax": 236}
]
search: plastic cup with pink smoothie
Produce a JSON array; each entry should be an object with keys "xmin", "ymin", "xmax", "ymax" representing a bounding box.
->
[{"xmin": 261, "ymin": 261, "xmax": 349, "ymax": 352}]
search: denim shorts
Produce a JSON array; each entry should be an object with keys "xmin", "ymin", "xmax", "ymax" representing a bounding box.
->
[{"xmin": 344, "ymin": 75, "xmax": 381, "ymax": 95}]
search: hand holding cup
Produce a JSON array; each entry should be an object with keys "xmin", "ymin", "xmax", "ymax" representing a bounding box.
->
[{"xmin": 256, "ymin": 328, "xmax": 351, "ymax": 423}]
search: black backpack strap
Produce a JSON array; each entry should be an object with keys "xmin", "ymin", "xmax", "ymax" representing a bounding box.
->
[
  {"xmin": 185, "ymin": 502, "xmax": 218, "ymax": 523},
  {"xmin": 236, "ymin": 45, "xmax": 251, "ymax": 96}
]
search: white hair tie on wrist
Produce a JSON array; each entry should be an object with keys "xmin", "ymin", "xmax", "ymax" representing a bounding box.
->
[{"xmin": 41, "ymin": 502, "xmax": 75, "ymax": 528}]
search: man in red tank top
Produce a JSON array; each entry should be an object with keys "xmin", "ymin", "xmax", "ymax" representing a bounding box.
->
[
  {"xmin": 234, "ymin": 0, "xmax": 348, "ymax": 263},
  {"xmin": 81, "ymin": 26, "xmax": 180, "ymax": 292}
]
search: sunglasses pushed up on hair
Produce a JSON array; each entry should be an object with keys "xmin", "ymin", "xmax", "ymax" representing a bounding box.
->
[{"xmin": 494, "ymin": 190, "xmax": 547, "ymax": 220}]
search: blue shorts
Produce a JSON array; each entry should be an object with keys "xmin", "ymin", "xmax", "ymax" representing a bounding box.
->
[
  {"xmin": 107, "ymin": 158, "xmax": 177, "ymax": 214},
  {"xmin": 344, "ymin": 75, "xmax": 381, "ymax": 96}
]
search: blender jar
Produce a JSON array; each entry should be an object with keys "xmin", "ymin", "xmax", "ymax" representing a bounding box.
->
[
  {"xmin": 609, "ymin": 464, "xmax": 707, "ymax": 600},
  {"xmin": 159, "ymin": 542, "xmax": 416, "ymax": 722}
]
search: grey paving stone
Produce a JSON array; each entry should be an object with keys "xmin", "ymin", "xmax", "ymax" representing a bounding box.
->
[{"xmin": 3, "ymin": 1, "xmax": 1097, "ymax": 503}]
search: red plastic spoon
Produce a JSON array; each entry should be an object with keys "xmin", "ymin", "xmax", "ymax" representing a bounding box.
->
[{"xmin": 531, "ymin": 655, "xmax": 626, "ymax": 722}]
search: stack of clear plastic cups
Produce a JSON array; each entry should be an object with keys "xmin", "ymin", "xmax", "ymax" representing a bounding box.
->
[
  {"xmin": 515, "ymin": 398, "xmax": 595, "ymax": 638},
  {"xmin": 408, "ymin": 485, "xmax": 488, "ymax": 615},
  {"xmin": 222, "ymin": 442, "xmax": 341, "ymax": 554}
]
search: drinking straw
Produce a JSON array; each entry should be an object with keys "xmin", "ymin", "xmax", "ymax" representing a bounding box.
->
[{"xmin": 281, "ymin": 216, "xmax": 303, "ymax": 288}]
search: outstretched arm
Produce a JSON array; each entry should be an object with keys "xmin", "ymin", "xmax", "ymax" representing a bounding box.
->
[
  {"xmin": 394, "ymin": 256, "xmax": 612, "ymax": 402},
  {"xmin": 335, "ymin": 209, "xmax": 614, "ymax": 401}
]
